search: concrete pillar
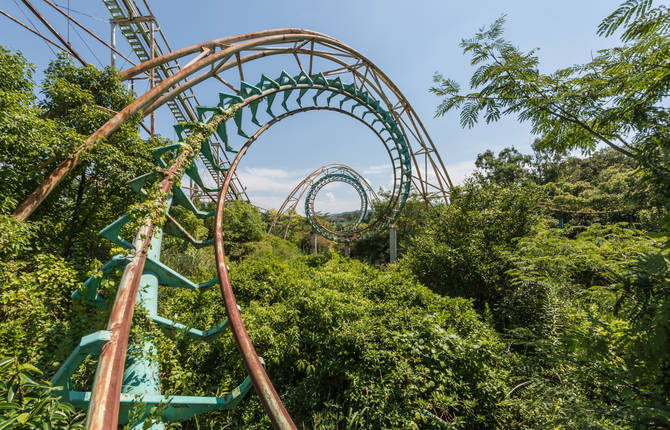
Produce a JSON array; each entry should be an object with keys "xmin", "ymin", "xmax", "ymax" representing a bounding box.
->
[
  {"xmin": 389, "ymin": 225, "xmax": 397, "ymax": 263},
  {"xmin": 344, "ymin": 243, "xmax": 350, "ymax": 257},
  {"xmin": 311, "ymin": 231, "xmax": 318, "ymax": 254}
]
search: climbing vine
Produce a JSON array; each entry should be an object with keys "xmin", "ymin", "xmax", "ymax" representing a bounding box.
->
[{"xmin": 113, "ymin": 106, "xmax": 238, "ymax": 257}]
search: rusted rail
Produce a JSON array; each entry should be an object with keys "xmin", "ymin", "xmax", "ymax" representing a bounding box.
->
[
  {"xmin": 12, "ymin": 28, "xmax": 452, "ymax": 221},
  {"xmin": 86, "ymin": 118, "xmax": 223, "ymax": 430},
  {"xmin": 214, "ymin": 119, "xmax": 297, "ymax": 429}
]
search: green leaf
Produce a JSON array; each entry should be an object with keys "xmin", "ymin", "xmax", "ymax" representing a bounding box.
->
[
  {"xmin": 16, "ymin": 413, "xmax": 30, "ymax": 424},
  {"xmin": 19, "ymin": 363, "xmax": 42, "ymax": 374}
]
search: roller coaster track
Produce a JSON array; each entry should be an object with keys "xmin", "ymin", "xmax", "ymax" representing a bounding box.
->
[
  {"xmin": 102, "ymin": 0, "xmax": 248, "ymax": 200},
  {"xmin": 268, "ymin": 164, "xmax": 379, "ymax": 242},
  {"xmin": 15, "ymin": 29, "xmax": 453, "ymax": 429}
]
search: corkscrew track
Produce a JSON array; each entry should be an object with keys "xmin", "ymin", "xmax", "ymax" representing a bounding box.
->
[{"xmin": 34, "ymin": 29, "xmax": 453, "ymax": 429}]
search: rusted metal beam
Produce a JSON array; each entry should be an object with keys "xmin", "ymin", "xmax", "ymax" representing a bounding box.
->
[
  {"xmin": 40, "ymin": 0, "xmax": 137, "ymax": 66},
  {"xmin": 13, "ymin": 29, "xmax": 452, "ymax": 222},
  {"xmin": 0, "ymin": 8, "xmax": 68, "ymax": 52},
  {"xmin": 19, "ymin": 0, "xmax": 88, "ymax": 66},
  {"xmin": 213, "ymin": 74, "xmax": 239, "ymax": 92},
  {"xmin": 86, "ymin": 223, "xmax": 152, "ymax": 430},
  {"xmin": 93, "ymin": 105, "xmax": 151, "ymax": 134},
  {"xmin": 12, "ymin": 34, "xmax": 320, "ymax": 221},
  {"xmin": 86, "ymin": 116, "xmax": 224, "ymax": 430},
  {"xmin": 214, "ymin": 118, "xmax": 297, "ymax": 430}
]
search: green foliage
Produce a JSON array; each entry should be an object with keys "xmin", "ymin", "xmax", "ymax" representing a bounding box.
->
[
  {"xmin": 474, "ymin": 147, "xmax": 533, "ymax": 185},
  {"xmin": 617, "ymin": 251, "xmax": 670, "ymax": 393},
  {"xmin": 0, "ymin": 48, "xmax": 154, "ymax": 264},
  {"xmin": 0, "ymin": 199, "xmax": 36, "ymax": 259},
  {"xmin": 432, "ymin": 1, "xmax": 670, "ymax": 190},
  {"xmin": 598, "ymin": 0, "xmax": 668, "ymax": 42},
  {"xmin": 2, "ymin": 2, "xmax": 669, "ymax": 427},
  {"xmin": 0, "ymin": 213, "xmax": 108, "ymax": 374},
  {"xmin": 400, "ymin": 181, "xmax": 543, "ymax": 303},
  {"xmin": 475, "ymin": 146, "xmax": 665, "ymax": 230},
  {"xmin": 0, "ymin": 357, "xmax": 85, "ymax": 429},
  {"xmin": 504, "ymin": 223, "xmax": 659, "ymax": 334},
  {"xmin": 155, "ymin": 242, "xmax": 517, "ymax": 429},
  {"xmin": 266, "ymin": 207, "xmax": 317, "ymax": 253},
  {"xmin": 542, "ymin": 149, "xmax": 664, "ymax": 229},
  {"xmin": 216, "ymin": 200, "xmax": 266, "ymax": 258},
  {"xmin": 352, "ymin": 193, "xmax": 434, "ymax": 265},
  {"xmin": 0, "ymin": 49, "xmax": 84, "ymax": 213},
  {"xmin": 501, "ymin": 224, "xmax": 668, "ymax": 427}
]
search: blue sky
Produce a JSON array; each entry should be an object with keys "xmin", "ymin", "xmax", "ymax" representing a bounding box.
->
[{"xmin": 1, "ymin": 0, "xmax": 619, "ymax": 212}]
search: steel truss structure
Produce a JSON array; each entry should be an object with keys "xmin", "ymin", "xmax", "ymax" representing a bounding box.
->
[
  {"xmin": 101, "ymin": 0, "xmax": 248, "ymax": 200},
  {"xmin": 16, "ymin": 29, "xmax": 454, "ymax": 430},
  {"xmin": 268, "ymin": 164, "xmax": 380, "ymax": 242}
]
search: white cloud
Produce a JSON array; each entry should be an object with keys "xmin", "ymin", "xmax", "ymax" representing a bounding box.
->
[
  {"xmin": 236, "ymin": 167, "xmax": 306, "ymax": 193},
  {"xmin": 241, "ymin": 167, "xmax": 301, "ymax": 179},
  {"xmin": 312, "ymin": 198, "xmax": 362, "ymax": 214},
  {"xmin": 250, "ymin": 195, "xmax": 287, "ymax": 211},
  {"xmin": 362, "ymin": 163, "xmax": 391, "ymax": 175},
  {"xmin": 444, "ymin": 159, "xmax": 476, "ymax": 185}
]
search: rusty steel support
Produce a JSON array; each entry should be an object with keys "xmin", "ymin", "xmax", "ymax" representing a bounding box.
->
[
  {"xmin": 13, "ymin": 28, "xmax": 451, "ymax": 234},
  {"xmin": 0, "ymin": 8, "xmax": 69, "ymax": 52},
  {"xmin": 11, "ymin": 33, "xmax": 323, "ymax": 221},
  {"xmin": 214, "ymin": 122, "xmax": 297, "ymax": 430},
  {"xmin": 86, "ymin": 223, "xmax": 153, "ymax": 430},
  {"xmin": 150, "ymin": 20, "xmax": 155, "ymax": 137},
  {"xmin": 19, "ymin": 0, "xmax": 88, "ymax": 66},
  {"xmin": 86, "ymin": 121, "xmax": 218, "ymax": 429},
  {"xmin": 40, "ymin": 0, "xmax": 136, "ymax": 67}
]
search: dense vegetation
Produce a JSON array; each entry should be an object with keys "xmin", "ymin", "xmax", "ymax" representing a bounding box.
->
[{"xmin": 1, "ymin": 1, "xmax": 668, "ymax": 428}]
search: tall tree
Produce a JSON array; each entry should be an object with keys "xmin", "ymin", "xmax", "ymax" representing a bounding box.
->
[
  {"xmin": 431, "ymin": 1, "xmax": 670, "ymax": 191},
  {"xmin": 0, "ymin": 48, "xmax": 153, "ymax": 262}
]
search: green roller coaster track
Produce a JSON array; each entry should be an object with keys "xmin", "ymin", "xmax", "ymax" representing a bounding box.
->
[
  {"xmin": 52, "ymin": 68, "xmax": 412, "ymax": 428},
  {"xmin": 0, "ymin": 26, "xmax": 458, "ymax": 430},
  {"xmin": 304, "ymin": 172, "xmax": 371, "ymax": 241}
]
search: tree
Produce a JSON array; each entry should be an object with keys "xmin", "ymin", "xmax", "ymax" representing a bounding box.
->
[
  {"xmin": 212, "ymin": 200, "xmax": 265, "ymax": 258},
  {"xmin": 353, "ymin": 193, "xmax": 433, "ymax": 265},
  {"xmin": 0, "ymin": 49, "xmax": 152, "ymax": 263},
  {"xmin": 0, "ymin": 48, "xmax": 82, "ymax": 212},
  {"xmin": 431, "ymin": 1, "xmax": 670, "ymax": 192},
  {"xmin": 473, "ymin": 147, "xmax": 533, "ymax": 185},
  {"xmin": 400, "ymin": 181, "xmax": 543, "ymax": 304}
]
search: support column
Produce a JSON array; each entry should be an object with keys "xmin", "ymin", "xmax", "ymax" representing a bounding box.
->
[
  {"xmin": 150, "ymin": 21, "xmax": 155, "ymax": 137},
  {"xmin": 344, "ymin": 243, "xmax": 350, "ymax": 257},
  {"xmin": 311, "ymin": 231, "xmax": 318, "ymax": 254},
  {"xmin": 389, "ymin": 225, "xmax": 397, "ymax": 263},
  {"xmin": 122, "ymin": 227, "xmax": 164, "ymax": 430},
  {"xmin": 110, "ymin": 22, "xmax": 116, "ymax": 68}
]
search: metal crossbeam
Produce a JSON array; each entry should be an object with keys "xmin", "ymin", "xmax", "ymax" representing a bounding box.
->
[{"xmin": 101, "ymin": 0, "xmax": 248, "ymax": 201}]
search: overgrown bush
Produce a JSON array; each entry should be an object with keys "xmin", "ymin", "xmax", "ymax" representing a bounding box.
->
[{"xmin": 154, "ymin": 241, "xmax": 519, "ymax": 429}]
